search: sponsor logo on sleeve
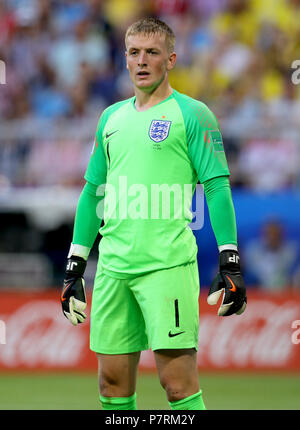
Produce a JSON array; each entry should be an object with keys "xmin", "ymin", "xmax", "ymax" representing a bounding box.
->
[{"xmin": 209, "ymin": 130, "xmax": 224, "ymax": 152}]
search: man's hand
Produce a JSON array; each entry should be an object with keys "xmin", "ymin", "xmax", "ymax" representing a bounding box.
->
[
  {"xmin": 61, "ymin": 256, "xmax": 87, "ymax": 325},
  {"xmin": 207, "ymin": 250, "xmax": 247, "ymax": 316}
]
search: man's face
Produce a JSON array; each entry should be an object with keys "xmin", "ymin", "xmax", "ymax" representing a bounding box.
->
[{"xmin": 125, "ymin": 32, "xmax": 176, "ymax": 92}]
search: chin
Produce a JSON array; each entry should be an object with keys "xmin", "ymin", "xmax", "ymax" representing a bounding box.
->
[
  {"xmin": 135, "ymin": 80, "xmax": 160, "ymax": 92},
  {"xmin": 135, "ymin": 79, "xmax": 152, "ymax": 87}
]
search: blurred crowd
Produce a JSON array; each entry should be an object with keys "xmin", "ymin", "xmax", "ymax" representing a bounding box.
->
[
  {"xmin": 0, "ymin": 0, "xmax": 300, "ymax": 189},
  {"xmin": 243, "ymin": 218, "xmax": 300, "ymax": 290},
  {"xmin": 0, "ymin": 0, "xmax": 300, "ymax": 289}
]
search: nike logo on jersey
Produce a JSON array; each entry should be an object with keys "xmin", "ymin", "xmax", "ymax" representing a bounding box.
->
[
  {"xmin": 168, "ymin": 330, "xmax": 185, "ymax": 338},
  {"xmin": 105, "ymin": 130, "xmax": 118, "ymax": 139}
]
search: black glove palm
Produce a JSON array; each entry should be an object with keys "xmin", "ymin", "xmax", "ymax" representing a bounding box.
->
[{"xmin": 207, "ymin": 250, "xmax": 247, "ymax": 316}]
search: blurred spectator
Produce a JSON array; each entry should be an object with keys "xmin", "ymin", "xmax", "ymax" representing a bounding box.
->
[
  {"xmin": 25, "ymin": 138, "xmax": 88, "ymax": 187},
  {"xmin": 0, "ymin": 2, "xmax": 16, "ymax": 46},
  {"xmin": 243, "ymin": 219, "xmax": 300, "ymax": 290},
  {"xmin": 102, "ymin": 0, "xmax": 145, "ymax": 30},
  {"xmin": 190, "ymin": 0, "xmax": 228, "ymax": 18},
  {"xmin": 48, "ymin": 18, "xmax": 109, "ymax": 89},
  {"xmin": 236, "ymin": 137, "xmax": 299, "ymax": 191}
]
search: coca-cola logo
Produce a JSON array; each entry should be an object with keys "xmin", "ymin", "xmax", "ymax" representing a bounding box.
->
[
  {"xmin": 197, "ymin": 300, "xmax": 300, "ymax": 368},
  {"xmin": 0, "ymin": 301, "xmax": 88, "ymax": 367},
  {"xmin": 1, "ymin": 297, "xmax": 299, "ymax": 370}
]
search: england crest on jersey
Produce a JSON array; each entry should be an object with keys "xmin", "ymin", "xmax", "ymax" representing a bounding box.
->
[{"xmin": 149, "ymin": 120, "xmax": 171, "ymax": 143}]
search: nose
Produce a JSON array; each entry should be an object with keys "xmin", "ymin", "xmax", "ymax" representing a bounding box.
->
[{"xmin": 138, "ymin": 51, "xmax": 147, "ymax": 66}]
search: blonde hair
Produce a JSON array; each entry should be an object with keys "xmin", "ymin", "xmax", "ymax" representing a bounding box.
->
[{"xmin": 125, "ymin": 17, "xmax": 175, "ymax": 53}]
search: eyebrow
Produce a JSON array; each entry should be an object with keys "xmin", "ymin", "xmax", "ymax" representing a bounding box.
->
[{"xmin": 127, "ymin": 47, "xmax": 161, "ymax": 52}]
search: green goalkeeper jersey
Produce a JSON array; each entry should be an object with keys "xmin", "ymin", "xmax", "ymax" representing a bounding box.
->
[{"xmin": 84, "ymin": 89, "xmax": 230, "ymax": 278}]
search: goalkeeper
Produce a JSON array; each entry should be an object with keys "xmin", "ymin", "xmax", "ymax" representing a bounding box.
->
[{"xmin": 61, "ymin": 17, "xmax": 247, "ymax": 411}]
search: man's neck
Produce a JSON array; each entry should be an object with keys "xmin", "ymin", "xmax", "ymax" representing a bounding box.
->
[{"xmin": 134, "ymin": 80, "xmax": 173, "ymax": 112}]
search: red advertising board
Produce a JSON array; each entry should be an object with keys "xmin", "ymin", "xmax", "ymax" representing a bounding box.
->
[{"xmin": 0, "ymin": 289, "xmax": 300, "ymax": 371}]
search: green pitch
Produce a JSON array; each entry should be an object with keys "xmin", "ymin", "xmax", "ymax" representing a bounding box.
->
[{"xmin": 0, "ymin": 371, "xmax": 299, "ymax": 410}]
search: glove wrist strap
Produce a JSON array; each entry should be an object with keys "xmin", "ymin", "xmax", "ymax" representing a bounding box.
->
[
  {"xmin": 66, "ymin": 257, "xmax": 87, "ymax": 277},
  {"xmin": 219, "ymin": 250, "xmax": 240, "ymax": 271}
]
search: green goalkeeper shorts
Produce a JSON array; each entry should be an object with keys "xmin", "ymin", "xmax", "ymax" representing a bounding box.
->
[{"xmin": 90, "ymin": 260, "xmax": 200, "ymax": 354}]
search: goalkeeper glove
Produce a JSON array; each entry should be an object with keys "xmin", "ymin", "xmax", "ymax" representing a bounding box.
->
[
  {"xmin": 61, "ymin": 255, "xmax": 87, "ymax": 325},
  {"xmin": 207, "ymin": 250, "xmax": 247, "ymax": 316}
]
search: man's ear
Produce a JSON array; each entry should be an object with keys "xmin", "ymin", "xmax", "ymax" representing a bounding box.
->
[
  {"xmin": 167, "ymin": 52, "xmax": 177, "ymax": 71},
  {"xmin": 125, "ymin": 51, "xmax": 128, "ymax": 69}
]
